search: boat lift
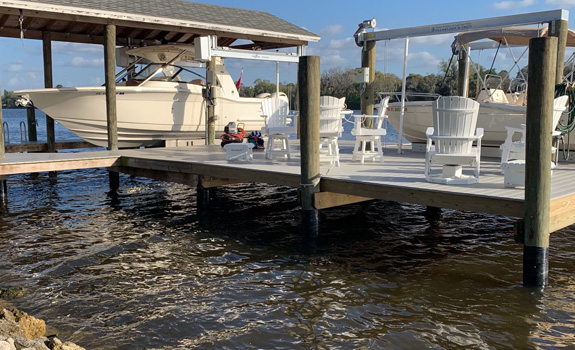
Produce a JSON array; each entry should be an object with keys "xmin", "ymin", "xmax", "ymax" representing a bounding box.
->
[
  {"xmin": 194, "ymin": 36, "xmax": 303, "ymax": 142},
  {"xmin": 354, "ymin": 9, "xmax": 568, "ymax": 153}
]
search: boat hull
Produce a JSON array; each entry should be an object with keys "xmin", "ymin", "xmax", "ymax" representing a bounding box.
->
[
  {"xmin": 386, "ymin": 100, "xmax": 572, "ymax": 148},
  {"xmin": 16, "ymin": 82, "xmax": 266, "ymax": 148}
]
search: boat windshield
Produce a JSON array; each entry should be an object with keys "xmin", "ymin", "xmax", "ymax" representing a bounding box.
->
[
  {"xmin": 116, "ymin": 63, "xmax": 206, "ymax": 85},
  {"xmin": 378, "ymin": 92, "xmax": 440, "ymax": 103}
]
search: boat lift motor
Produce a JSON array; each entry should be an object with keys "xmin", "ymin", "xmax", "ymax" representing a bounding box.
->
[{"xmin": 354, "ymin": 18, "xmax": 376, "ymax": 47}]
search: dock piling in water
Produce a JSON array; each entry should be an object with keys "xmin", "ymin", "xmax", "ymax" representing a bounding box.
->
[
  {"xmin": 523, "ymin": 36, "xmax": 557, "ymax": 287},
  {"xmin": 298, "ymin": 56, "xmax": 321, "ymax": 237},
  {"xmin": 42, "ymin": 31, "xmax": 56, "ymax": 154}
]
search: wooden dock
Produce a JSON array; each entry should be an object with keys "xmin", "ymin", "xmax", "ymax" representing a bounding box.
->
[{"xmin": 1, "ymin": 141, "xmax": 574, "ymax": 233}]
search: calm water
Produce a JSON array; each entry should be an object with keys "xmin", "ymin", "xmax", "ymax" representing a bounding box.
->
[{"xmin": 0, "ymin": 109, "xmax": 575, "ymax": 349}]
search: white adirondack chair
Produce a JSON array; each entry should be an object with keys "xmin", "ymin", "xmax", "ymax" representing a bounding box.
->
[
  {"xmin": 425, "ymin": 96, "xmax": 483, "ymax": 184},
  {"xmin": 499, "ymin": 95, "xmax": 569, "ymax": 171},
  {"xmin": 351, "ymin": 96, "xmax": 389, "ymax": 163},
  {"xmin": 260, "ymin": 98, "xmax": 296, "ymax": 160},
  {"xmin": 319, "ymin": 96, "xmax": 345, "ymax": 166}
]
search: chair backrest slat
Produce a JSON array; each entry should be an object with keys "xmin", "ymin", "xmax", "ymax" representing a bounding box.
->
[
  {"xmin": 320, "ymin": 96, "xmax": 345, "ymax": 137},
  {"xmin": 552, "ymin": 95, "xmax": 569, "ymax": 131},
  {"xmin": 262, "ymin": 98, "xmax": 290, "ymax": 128},
  {"xmin": 432, "ymin": 96, "xmax": 480, "ymax": 154}
]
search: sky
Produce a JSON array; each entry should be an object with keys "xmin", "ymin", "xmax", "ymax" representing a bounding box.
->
[{"xmin": 2, "ymin": 0, "xmax": 575, "ymax": 92}]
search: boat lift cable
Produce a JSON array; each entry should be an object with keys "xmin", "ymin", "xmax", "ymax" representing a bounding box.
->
[
  {"xmin": 488, "ymin": 40, "xmax": 502, "ymax": 75},
  {"xmin": 438, "ymin": 53, "xmax": 456, "ymax": 94}
]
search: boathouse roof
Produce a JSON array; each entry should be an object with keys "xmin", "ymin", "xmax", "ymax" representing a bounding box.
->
[{"xmin": 0, "ymin": 0, "xmax": 319, "ymax": 49}]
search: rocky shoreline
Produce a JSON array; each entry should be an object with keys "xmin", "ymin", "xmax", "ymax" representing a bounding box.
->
[{"xmin": 0, "ymin": 287, "xmax": 85, "ymax": 350}]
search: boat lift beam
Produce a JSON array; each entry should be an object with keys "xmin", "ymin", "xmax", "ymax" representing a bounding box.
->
[
  {"xmin": 356, "ymin": 9, "xmax": 568, "ymax": 43},
  {"xmin": 194, "ymin": 36, "xmax": 301, "ymax": 63},
  {"xmin": 354, "ymin": 9, "xmax": 569, "ymax": 154}
]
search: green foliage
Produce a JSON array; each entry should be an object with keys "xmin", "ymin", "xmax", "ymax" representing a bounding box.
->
[{"xmin": 2, "ymin": 90, "xmax": 19, "ymax": 108}]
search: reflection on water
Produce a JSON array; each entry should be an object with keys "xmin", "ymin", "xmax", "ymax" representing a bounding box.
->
[{"xmin": 0, "ymin": 169, "xmax": 574, "ymax": 349}]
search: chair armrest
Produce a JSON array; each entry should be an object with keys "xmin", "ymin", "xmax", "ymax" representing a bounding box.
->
[
  {"xmin": 476, "ymin": 128, "xmax": 484, "ymax": 138},
  {"xmin": 428, "ymin": 135, "xmax": 481, "ymax": 141},
  {"xmin": 504, "ymin": 126, "xmax": 524, "ymax": 134},
  {"xmin": 425, "ymin": 127, "xmax": 434, "ymax": 152}
]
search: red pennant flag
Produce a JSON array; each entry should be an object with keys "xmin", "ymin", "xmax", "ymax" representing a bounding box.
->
[{"xmin": 235, "ymin": 68, "xmax": 243, "ymax": 90}]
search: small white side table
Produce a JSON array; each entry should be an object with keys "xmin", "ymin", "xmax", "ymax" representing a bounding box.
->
[{"xmin": 224, "ymin": 143, "xmax": 254, "ymax": 161}]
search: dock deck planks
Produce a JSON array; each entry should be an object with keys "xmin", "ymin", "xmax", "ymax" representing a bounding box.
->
[{"xmin": 1, "ymin": 142, "xmax": 574, "ymax": 231}]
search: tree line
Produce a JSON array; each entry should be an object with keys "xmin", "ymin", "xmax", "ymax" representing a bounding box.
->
[{"xmin": 238, "ymin": 59, "xmax": 526, "ymax": 110}]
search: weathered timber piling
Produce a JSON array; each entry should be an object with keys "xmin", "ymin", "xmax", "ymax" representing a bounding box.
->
[
  {"xmin": 104, "ymin": 24, "xmax": 120, "ymax": 191},
  {"xmin": 298, "ymin": 56, "xmax": 321, "ymax": 237},
  {"xmin": 196, "ymin": 179, "xmax": 211, "ymax": 213},
  {"xmin": 0, "ymin": 81, "xmax": 6, "ymax": 203},
  {"xmin": 26, "ymin": 107, "xmax": 37, "ymax": 142},
  {"xmin": 523, "ymin": 36, "xmax": 557, "ymax": 287},
  {"xmin": 207, "ymin": 58, "xmax": 217, "ymax": 145},
  {"xmin": 42, "ymin": 31, "xmax": 56, "ymax": 153},
  {"xmin": 457, "ymin": 45, "xmax": 470, "ymax": 98},
  {"xmin": 549, "ymin": 18, "xmax": 569, "ymax": 85},
  {"xmin": 0, "ymin": 81, "xmax": 4, "ymax": 160},
  {"xmin": 361, "ymin": 41, "xmax": 376, "ymax": 115}
]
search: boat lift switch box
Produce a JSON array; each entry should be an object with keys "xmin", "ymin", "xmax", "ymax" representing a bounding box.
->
[
  {"xmin": 195, "ymin": 36, "xmax": 212, "ymax": 61},
  {"xmin": 356, "ymin": 67, "xmax": 369, "ymax": 83}
]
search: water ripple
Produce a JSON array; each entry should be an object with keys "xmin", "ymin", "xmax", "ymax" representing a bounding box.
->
[{"xmin": 0, "ymin": 169, "xmax": 574, "ymax": 349}]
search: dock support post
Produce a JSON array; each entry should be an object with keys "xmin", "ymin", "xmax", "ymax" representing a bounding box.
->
[
  {"xmin": 0, "ymin": 85, "xmax": 6, "ymax": 205},
  {"xmin": 206, "ymin": 58, "xmax": 216, "ymax": 145},
  {"xmin": 523, "ymin": 37, "xmax": 557, "ymax": 287},
  {"xmin": 298, "ymin": 56, "xmax": 321, "ymax": 238},
  {"xmin": 425, "ymin": 206, "xmax": 442, "ymax": 222},
  {"xmin": 104, "ymin": 24, "xmax": 119, "ymax": 191},
  {"xmin": 196, "ymin": 176, "xmax": 211, "ymax": 212},
  {"xmin": 26, "ymin": 107, "xmax": 37, "ymax": 142},
  {"xmin": 0, "ymin": 177, "xmax": 6, "ymax": 207},
  {"xmin": 457, "ymin": 45, "xmax": 470, "ymax": 97},
  {"xmin": 361, "ymin": 41, "xmax": 376, "ymax": 115},
  {"xmin": 0, "ymin": 81, "xmax": 4, "ymax": 159},
  {"xmin": 549, "ymin": 19, "xmax": 568, "ymax": 85},
  {"xmin": 42, "ymin": 31, "xmax": 55, "ymax": 153}
]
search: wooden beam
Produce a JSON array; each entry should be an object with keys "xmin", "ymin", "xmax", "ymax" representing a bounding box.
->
[
  {"xmin": 84, "ymin": 23, "xmax": 100, "ymax": 36},
  {"xmin": 0, "ymin": 14, "xmax": 9, "ymax": 27},
  {"xmin": 153, "ymin": 30, "xmax": 170, "ymax": 42},
  {"xmin": 0, "ymin": 157, "xmax": 120, "ymax": 175},
  {"xmin": 314, "ymin": 192, "xmax": 373, "ymax": 210},
  {"xmin": 198, "ymin": 175, "xmax": 245, "ymax": 188},
  {"xmin": 136, "ymin": 28, "xmax": 154, "ymax": 40},
  {"xmin": 63, "ymin": 20, "xmax": 78, "ymax": 34},
  {"xmin": 117, "ymin": 26, "xmax": 137, "ymax": 38},
  {"xmin": 5, "ymin": 141, "xmax": 96, "ymax": 153},
  {"xmin": 111, "ymin": 166, "xmax": 198, "ymax": 186},
  {"xmin": 118, "ymin": 156, "xmax": 301, "ymax": 187},
  {"xmin": 169, "ymin": 32, "xmax": 186, "ymax": 43},
  {"xmin": 320, "ymin": 178, "xmax": 524, "ymax": 217},
  {"xmin": 550, "ymin": 193, "xmax": 575, "ymax": 233},
  {"xmin": 40, "ymin": 18, "xmax": 56, "ymax": 31}
]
